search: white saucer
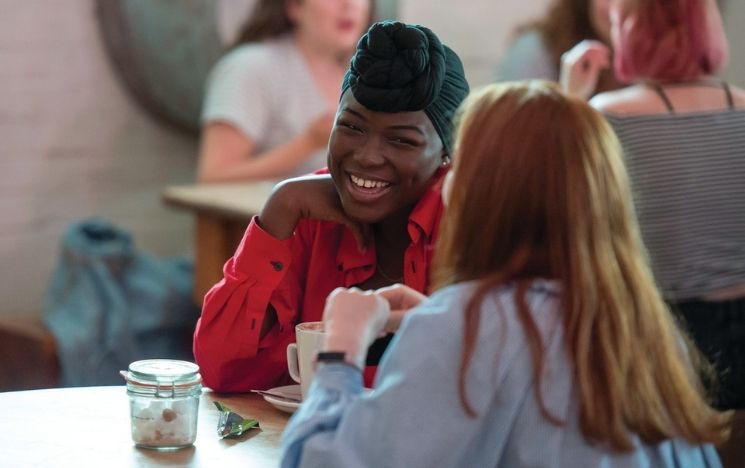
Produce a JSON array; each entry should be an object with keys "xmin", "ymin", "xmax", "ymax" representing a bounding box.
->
[
  {"xmin": 262, "ymin": 385, "xmax": 302, "ymax": 414},
  {"xmin": 262, "ymin": 385, "xmax": 375, "ymax": 414}
]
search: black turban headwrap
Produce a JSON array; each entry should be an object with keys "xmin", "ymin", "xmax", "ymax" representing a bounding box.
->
[{"xmin": 341, "ymin": 21, "xmax": 469, "ymax": 155}]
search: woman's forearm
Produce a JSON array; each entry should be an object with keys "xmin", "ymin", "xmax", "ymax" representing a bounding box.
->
[{"xmin": 199, "ymin": 132, "xmax": 321, "ymax": 183}]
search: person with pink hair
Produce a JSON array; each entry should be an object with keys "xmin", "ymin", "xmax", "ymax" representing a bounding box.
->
[{"xmin": 562, "ymin": 0, "xmax": 745, "ymax": 409}]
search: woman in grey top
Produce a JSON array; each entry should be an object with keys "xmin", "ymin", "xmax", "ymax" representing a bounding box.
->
[
  {"xmin": 198, "ymin": 0, "xmax": 370, "ymax": 182},
  {"xmin": 563, "ymin": 0, "xmax": 745, "ymax": 409}
]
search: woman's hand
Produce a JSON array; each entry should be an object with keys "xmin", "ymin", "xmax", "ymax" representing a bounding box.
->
[
  {"xmin": 322, "ymin": 288, "xmax": 391, "ymax": 369},
  {"xmin": 560, "ymin": 40, "xmax": 611, "ymax": 100},
  {"xmin": 375, "ymin": 284, "xmax": 427, "ymax": 333},
  {"xmin": 258, "ymin": 174, "xmax": 369, "ymax": 250}
]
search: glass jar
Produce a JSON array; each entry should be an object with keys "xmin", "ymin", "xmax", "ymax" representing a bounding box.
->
[{"xmin": 121, "ymin": 359, "xmax": 202, "ymax": 450}]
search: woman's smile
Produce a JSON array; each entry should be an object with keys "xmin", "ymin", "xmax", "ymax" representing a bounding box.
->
[{"xmin": 344, "ymin": 171, "xmax": 394, "ymax": 203}]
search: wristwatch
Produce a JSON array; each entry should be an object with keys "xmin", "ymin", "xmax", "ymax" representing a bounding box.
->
[{"xmin": 315, "ymin": 351, "xmax": 347, "ymax": 363}]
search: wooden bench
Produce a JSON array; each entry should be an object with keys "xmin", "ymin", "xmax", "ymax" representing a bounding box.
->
[{"xmin": 0, "ymin": 314, "xmax": 59, "ymax": 391}]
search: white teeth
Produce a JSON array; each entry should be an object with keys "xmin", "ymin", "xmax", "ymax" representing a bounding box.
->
[{"xmin": 350, "ymin": 174, "xmax": 391, "ymax": 189}]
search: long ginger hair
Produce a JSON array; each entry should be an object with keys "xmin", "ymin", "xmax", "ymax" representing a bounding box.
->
[{"xmin": 433, "ymin": 81, "xmax": 730, "ymax": 451}]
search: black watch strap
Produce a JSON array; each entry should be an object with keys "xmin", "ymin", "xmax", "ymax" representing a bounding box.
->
[{"xmin": 316, "ymin": 351, "xmax": 347, "ymax": 363}]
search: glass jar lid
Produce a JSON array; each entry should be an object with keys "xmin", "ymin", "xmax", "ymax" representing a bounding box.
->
[
  {"xmin": 127, "ymin": 359, "xmax": 200, "ymax": 383},
  {"xmin": 122, "ymin": 359, "xmax": 202, "ymax": 396}
]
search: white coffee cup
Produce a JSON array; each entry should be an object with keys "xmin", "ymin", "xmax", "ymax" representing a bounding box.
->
[{"xmin": 286, "ymin": 321, "xmax": 325, "ymax": 399}]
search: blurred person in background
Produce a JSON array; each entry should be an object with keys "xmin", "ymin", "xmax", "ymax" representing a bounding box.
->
[
  {"xmin": 280, "ymin": 82, "xmax": 730, "ymax": 467},
  {"xmin": 193, "ymin": 21, "xmax": 469, "ymax": 392},
  {"xmin": 563, "ymin": 0, "xmax": 745, "ymax": 409},
  {"xmin": 496, "ymin": 0, "xmax": 623, "ymax": 94},
  {"xmin": 197, "ymin": 0, "xmax": 371, "ymax": 183}
]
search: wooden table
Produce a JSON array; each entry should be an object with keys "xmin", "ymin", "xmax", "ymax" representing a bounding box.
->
[
  {"xmin": 0, "ymin": 386, "xmax": 290, "ymax": 467},
  {"xmin": 163, "ymin": 183, "xmax": 275, "ymax": 304}
]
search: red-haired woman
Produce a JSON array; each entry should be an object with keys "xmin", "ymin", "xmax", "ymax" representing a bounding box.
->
[
  {"xmin": 280, "ymin": 82, "xmax": 730, "ymax": 467},
  {"xmin": 562, "ymin": 0, "xmax": 745, "ymax": 409}
]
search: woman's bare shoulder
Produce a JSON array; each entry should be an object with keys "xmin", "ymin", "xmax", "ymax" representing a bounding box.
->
[
  {"xmin": 590, "ymin": 82, "xmax": 745, "ymax": 116},
  {"xmin": 589, "ymin": 86, "xmax": 666, "ymax": 116}
]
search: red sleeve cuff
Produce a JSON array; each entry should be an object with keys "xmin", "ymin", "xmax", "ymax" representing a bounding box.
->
[{"xmin": 230, "ymin": 216, "xmax": 293, "ymax": 291}]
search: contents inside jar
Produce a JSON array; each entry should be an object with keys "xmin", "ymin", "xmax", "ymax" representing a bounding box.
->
[{"xmin": 131, "ymin": 398, "xmax": 198, "ymax": 447}]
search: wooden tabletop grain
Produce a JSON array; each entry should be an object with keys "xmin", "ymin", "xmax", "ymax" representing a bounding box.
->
[{"xmin": 0, "ymin": 386, "xmax": 291, "ymax": 467}]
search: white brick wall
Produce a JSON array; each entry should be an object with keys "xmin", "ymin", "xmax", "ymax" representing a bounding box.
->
[{"xmin": 0, "ymin": 0, "xmax": 196, "ymax": 315}]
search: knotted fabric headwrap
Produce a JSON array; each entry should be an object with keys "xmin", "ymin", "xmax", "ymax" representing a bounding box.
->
[{"xmin": 341, "ymin": 21, "xmax": 469, "ymax": 155}]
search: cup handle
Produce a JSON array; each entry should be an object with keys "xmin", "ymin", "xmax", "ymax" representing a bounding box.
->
[{"xmin": 286, "ymin": 343, "xmax": 301, "ymax": 384}]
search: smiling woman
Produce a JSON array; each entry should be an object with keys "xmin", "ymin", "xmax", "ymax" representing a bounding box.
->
[
  {"xmin": 329, "ymin": 92, "xmax": 444, "ymax": 226},
  {"xmin": 192, "ymin": 21, "xmax": 469, "ymax": 393}
]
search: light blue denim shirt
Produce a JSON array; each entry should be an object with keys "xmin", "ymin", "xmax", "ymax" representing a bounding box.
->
[{"xmin": 280, "ymin": 280, "xmax": 721, "ymax": 468}]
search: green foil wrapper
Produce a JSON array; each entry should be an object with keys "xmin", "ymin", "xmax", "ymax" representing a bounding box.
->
[{"xmin": 214, "ymin": 401, "xmax": 260, "ymax": 438}]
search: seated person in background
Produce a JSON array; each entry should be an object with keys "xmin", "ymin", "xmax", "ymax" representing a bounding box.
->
[
  {"xmin": 280, "ymin": 81, "xmax": 731, "ymax": 468},
  {"xmin": 496, "ymin": 0, "xmax": 623, "ymax": 94},
  {"xmin": 193, "ymin": 21, "xmax": 470, "ymax": 392},
  {"xmin": 197, "ymin": 0, "xmax": 371, "ymax": 183},
  {"xmin": 562, "ymin": 0, "xmax": 745, "ymax": 409}
]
